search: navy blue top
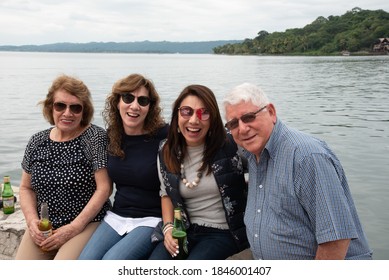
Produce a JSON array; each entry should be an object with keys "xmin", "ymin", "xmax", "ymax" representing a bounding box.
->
[{"xmin": 108, "ymin": 125, "xmax": 168, "ymax": 218}]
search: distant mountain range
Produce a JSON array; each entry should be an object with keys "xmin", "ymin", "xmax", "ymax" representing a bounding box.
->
[{"xmin": 0, "ymin": 40, "xmax": 242, "ymax": 54}]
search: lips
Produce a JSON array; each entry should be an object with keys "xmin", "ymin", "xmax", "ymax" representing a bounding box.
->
[
  {"xmin": 242, "ymin": 134, "xmax": 256, "ymax": 142},
  {"xmin": 186, "ymin": 127, "xmax": 201, "ymax": 133},
  {"xmin": 60, "ymin": 119, "xmax": 74, "ymax": 124},
  {"xmin": 126, "ymin": 112, "xmax": 139, "ymax": 118}
]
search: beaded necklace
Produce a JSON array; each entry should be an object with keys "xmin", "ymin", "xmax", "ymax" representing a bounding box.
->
[{"xmin": 180, "ymin": 162, "xmax": 203, "ymax": 188}]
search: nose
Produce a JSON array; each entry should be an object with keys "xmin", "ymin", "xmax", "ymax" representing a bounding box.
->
[
  {"xmin": 237, "ymin": 119, "xmax": 250, "ymax": 132},
  {"xmin": 129, "ymin": 99, "xmax": 141, "ymax": 110},
  {"xmin": 189, "ymin": 112, "xmax": 200, "ymax": 123},
  {"xmin": 63, "ymin": 106, "xmax": 73, "ymax": 115}
]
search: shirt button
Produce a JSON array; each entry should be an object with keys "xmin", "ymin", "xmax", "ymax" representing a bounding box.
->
[
  {"xmin": 255, "ymin": 234, "xmax": 259, "ymax": 238},
  {"xmin": 259, "ymin": 184, "xmax": 263, "ymax": 189},
  {"xmin": 257, "ymin": 209, "xmax": 261, "ymax": 213}
]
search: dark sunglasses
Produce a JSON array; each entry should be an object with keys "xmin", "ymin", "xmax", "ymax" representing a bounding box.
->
[
  {"xmin": 53, "ymin": 102, "xmax": 83, "ymax": 114},
  {"xmin": 225, "ymin": 105, "xmax": 267, "ymax": 130},
  {"xmin": 178, "ymin": 106, "xmax": 210, "ymax": 121},
  {"xmin": 120, "ymin": 93, "xmax": 151, "ymax": 107}
]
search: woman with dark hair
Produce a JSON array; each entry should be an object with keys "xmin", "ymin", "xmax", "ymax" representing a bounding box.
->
[
  {"xmin": 149, "ymin": 85, "xmax": 248, "ymax": 260},
  {"xmin": 16, "ymin": 74, "xmax": 112, "ymax": 260},
  {"xmin": 79, "ymin": 73, "xmax": 168, "ymax": 260}
]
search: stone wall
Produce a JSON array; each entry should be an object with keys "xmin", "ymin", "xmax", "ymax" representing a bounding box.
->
[{"xmin": 0, "ymin": 186, "xmax": 25, "ymax": 260}]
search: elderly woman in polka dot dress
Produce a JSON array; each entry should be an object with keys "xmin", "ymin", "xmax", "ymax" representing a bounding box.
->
[{"xmin": 15, "ymin": 75, "xmax": 112, "ymax": 260}]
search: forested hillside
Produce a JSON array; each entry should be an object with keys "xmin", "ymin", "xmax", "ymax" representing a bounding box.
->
[{"xmin": 213, "ymin": 7, "xmax": 389, "ymax": 55}]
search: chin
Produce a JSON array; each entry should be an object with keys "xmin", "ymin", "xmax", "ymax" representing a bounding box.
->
[{"xmin": 242, "ymin": 143, "xmax": 260, "ymax": 155}]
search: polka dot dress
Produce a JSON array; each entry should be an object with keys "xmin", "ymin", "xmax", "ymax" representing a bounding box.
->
[{"xmin": 22, "ymin": 124, "xmax": 111, "ymax": 229}]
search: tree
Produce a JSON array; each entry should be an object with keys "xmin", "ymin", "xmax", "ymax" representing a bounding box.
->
[
  {"xmin": 214, "ymin": 8, "xmax": 389, "ymax": 55},
  {"xmin": 256, "ymin": 30, "xmax": 269, "ymax": 40}
]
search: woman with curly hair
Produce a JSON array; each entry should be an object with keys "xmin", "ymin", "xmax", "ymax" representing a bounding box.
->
[{"xmin": 79, "ymin": 74, "xmax": 168, "ymax": 259}]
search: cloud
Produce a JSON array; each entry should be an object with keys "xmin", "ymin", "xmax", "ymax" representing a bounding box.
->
[{"xmin": 0, "ymin": 0, "xmax": 388, "ymax": 45}]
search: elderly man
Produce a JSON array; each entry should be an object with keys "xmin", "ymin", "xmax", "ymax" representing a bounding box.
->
[{"xmin": 223, "ymin": 82, "xmax": 372, "ymax": 260}]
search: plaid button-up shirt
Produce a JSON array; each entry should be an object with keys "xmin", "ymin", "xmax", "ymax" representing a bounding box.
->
[{"xmin": 242, "ymin": 119, "xmax": 372, "ymax": 259}]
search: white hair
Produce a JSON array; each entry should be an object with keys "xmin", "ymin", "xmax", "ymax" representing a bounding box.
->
[{"xmin": 223, "ymin": 82, "xmax": 270, "ymax": 107}]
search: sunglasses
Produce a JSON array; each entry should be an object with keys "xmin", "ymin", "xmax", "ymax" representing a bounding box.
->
[
  {"xmin": 120, "ymin": 93, "xmax": 151, "ymax": 107},
  {"xmin": 178, "ymin": 106, "xmax": 210, "ymax": 121},
  {"xmin": 53, "ymin": 102, "xmax": 83, "ymax": 114},
  {"xmin": 225, "ymin": 105, "xmax": 267, "ymax": 130}
]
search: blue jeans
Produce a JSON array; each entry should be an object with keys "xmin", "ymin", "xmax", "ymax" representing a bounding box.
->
[
  {"xmin": 149, "ymin": 224, "xmax": 239, "ymax": 260},
  {"xmin": 78, "ymin": 220, "xmax": 156, "ymax": 260}
]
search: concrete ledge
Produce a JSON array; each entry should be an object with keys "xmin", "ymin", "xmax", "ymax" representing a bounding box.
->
[
  {"xmin": 227, "ymin": 248, "xmax": 253, "ymax": 260},
  {"xmin": 1, "ymin": 186, "xmax": 253, "ymax": 260},
  {"xmin": 0, "ymin": 187, "xmax": 25, "ymax": 260}
]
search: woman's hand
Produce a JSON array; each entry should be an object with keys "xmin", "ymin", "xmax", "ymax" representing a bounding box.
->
[
  {"xmin": 163, "ymin": 229, "xmax": 179, "ymax": 258},
  {"xmin": 40, "ymin": 223, "xmax": 80, "ymax": 251},
  {"xmin": 28, "ymin": 219, "xmax": 46, "ymax": 246}
]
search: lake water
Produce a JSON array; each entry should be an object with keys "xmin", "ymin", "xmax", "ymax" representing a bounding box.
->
[{"xmin": 0, "ymin": 52, "xmax": 388, "ymax": 259}]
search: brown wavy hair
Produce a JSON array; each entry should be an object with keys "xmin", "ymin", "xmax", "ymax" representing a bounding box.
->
[
  {"xmin": 40, "ymin": 74, "xmax": 93, "ymax": 127},
  {"xmin": 103, "ymin": 73, "xmax": 165, "ymax": 158},
  {"xmin": 163, "ymin": 84, "xmax": 226, "ymax": 175}
]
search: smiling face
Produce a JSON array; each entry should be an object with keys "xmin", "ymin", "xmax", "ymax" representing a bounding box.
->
[
  {"xmin": 118, "ymin": 86, "xmax": 150, "ymax": 135},
  {"xmin": 178, "ymin": 95, "xmax": 210, "ymax": 147},
  {"xmin": 225, "ymin": 101, "xmax": 276, "ymax": 160},
  {"xmin": 52, "ymin": 89, "xmax": 83, "ymax": 134}
]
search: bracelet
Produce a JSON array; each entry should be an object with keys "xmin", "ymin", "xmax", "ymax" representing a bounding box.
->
[
  {"xmin": 162, "ymin": 222, "xmax": 173, "ymax": 231},
  {"xmin": 163, "ymin": 225, "xmax": 173, "ymax": 235}
]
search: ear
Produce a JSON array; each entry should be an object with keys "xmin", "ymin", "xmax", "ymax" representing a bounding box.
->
[{"xmin": 267, "ymin": 103, "xmax": 277, "ymax": 123}]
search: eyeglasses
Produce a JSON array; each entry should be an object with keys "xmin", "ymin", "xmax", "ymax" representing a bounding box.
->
[
  {"xmin": 53, "ymin": 102, "xmax": 83, "ymax": 114},
  {"xmin": 225, "ymin": 105, "xmax": 267, "ymax": 130},
  {"xmin": 120, "ymin": 93, "xmax": 151, "ymax": 107},
  {"xmin": 178, "ymin": 106, "xmax": 210, "ymax": 121}
]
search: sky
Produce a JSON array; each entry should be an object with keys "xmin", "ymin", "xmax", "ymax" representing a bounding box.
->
[{"xmin": 0, "ymin": 0, "xmax": 388, "ymax": 45}]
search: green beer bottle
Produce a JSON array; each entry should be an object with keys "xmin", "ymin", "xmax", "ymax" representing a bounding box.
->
[
  {"xmin": 172, "ymin": 208, "xmax": 189, "ymax": 259},
  {"xmin": 38, "ymin": 202, "xmax": 53, "ymax": 238},
  {"xmin": 173, "ymin": 208, "xmax": 186, "ymax": 231},
  {"xmin": 2, "ymin": 176, "xmax": 15, "ymax": 214}
]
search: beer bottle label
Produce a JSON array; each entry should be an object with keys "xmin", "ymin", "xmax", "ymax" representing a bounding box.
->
[
  {"xmin": 2, "ymin": 196, "xmax": 14, "ymax": 208},
  {"xmin": 41, "ymin": 229, "xmax": 53, "ymax": 238}
]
